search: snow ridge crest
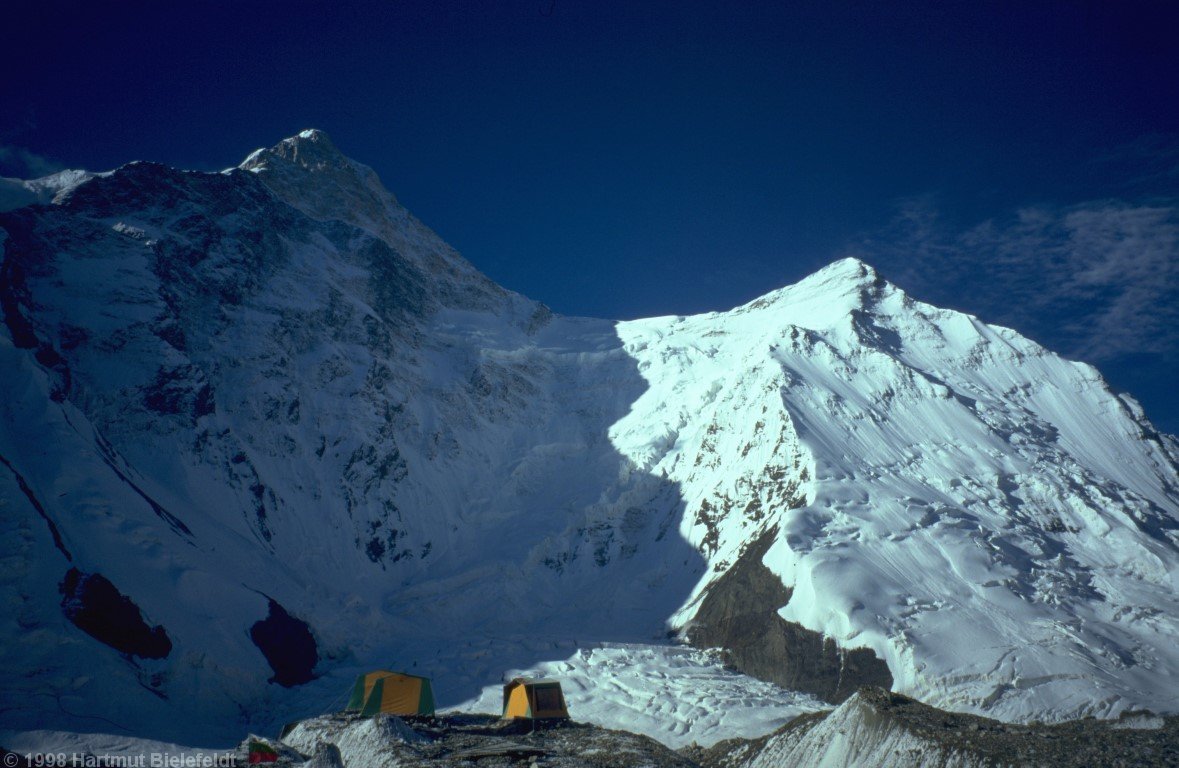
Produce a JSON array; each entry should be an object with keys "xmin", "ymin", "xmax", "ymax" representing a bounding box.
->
[{"xmin": 3, "ymin": 130, "xmax": 1179, "ymax": 747}]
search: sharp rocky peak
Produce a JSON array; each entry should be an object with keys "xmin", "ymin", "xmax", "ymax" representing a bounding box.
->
[
  {"xmin": 237, "ymin": 128, "xmax": 404, "ymax": 229},
  {"xmin": 237, "ymin": 129, "xmax": 516, "ymax": 314},
  {"xmin": 240, "ymin": 128, "xmax": 349, "ymax": 174}
]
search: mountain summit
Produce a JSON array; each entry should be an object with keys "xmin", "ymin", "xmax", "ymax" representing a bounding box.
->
[
  {"xmin": 1, "ymin": 132, "xmax": 1177, "ymax": 745},
  {"xmin": 246, "ymin": 129, "xmax": 352, "ymax": 171},
  {"xmin": 239, "ymin": 128, "xmax": 401, "ymax": 215}
]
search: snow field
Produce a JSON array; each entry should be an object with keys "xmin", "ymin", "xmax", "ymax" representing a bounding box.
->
[{"xmin": 451, "ymin": 643, "xmax": 826, "ymax": 748}]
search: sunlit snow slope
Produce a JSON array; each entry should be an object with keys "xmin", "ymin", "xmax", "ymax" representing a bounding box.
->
[
  {"xmin": 1, "ymin": 130, "xmax": 1177, "ymax": 745},
  {"xmin": 615, "ymin": 262, "xmax": 1179, "ymax": 722}
]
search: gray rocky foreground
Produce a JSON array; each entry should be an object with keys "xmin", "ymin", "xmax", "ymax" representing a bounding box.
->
[{"xmin": 217, "ymin": 688, "xmax": 1179, "ymax": 768}]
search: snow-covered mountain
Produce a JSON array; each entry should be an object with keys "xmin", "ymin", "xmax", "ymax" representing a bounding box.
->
[
  {"xmin": 694, "ymin": 687, "xmax": 1178, "ymax": 768},
  {"xmin": 0, "ymin": 169, "xmax": 95, "ymax": 213},
  {"xmin": 2, "ymin": 130, "xmax": 1177, "ymax": 746}
]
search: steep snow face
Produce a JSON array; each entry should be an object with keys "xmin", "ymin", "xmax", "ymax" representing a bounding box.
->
[
  {"xmin": 708, "ymin": 687, "xmax": 1179, "ymax": 768},
  {"xmin": 1, "ymin": 132, "xmax": 1178, "ymax": 745},
  {"xmin": 613, "ymin": 258, "xmax": 1179, "ymax": 721},
  {"xmin": 729, "ymin": 693, "xmax": 987, "ymax": 768},
  {"xmin": 237, "ymin": 129, "xmax": 506, "ymax": 312},
  {"xmin": 0, "ymin": 133, "xmax": 704, "ymax": 742},
  {"xmin": 0, "ymin": 169, "xmax": 96, "ymax": 212}
]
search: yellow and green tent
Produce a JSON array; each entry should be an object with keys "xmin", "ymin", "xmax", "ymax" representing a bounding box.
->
[
  {"xmin": 345, "ymin": 670, "xmax": 435, "ymax": 717},
  {"xmin": 501, "ymin": 677, "xmax": 569, "ymax": 720}
]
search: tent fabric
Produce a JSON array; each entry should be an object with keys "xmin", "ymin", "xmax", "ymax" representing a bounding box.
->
[
  {"xmin": 247, "ymin": 741, "xmax": 278, "ymax": 764},
  {"xmin": 501, "ymin": 677, "xmax": 569, "ymax": 720},
  {"xmin": 345, "ymin": 670, "xmax": 435, "ymax": 717}
]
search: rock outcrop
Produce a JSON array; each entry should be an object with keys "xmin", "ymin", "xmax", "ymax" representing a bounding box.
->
[{"xmin": 688, "ymin": 529, "xmax": 891, "ymax": 704}]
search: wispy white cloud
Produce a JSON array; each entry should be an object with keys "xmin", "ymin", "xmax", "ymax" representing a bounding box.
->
[
  {"xmin": 0, "ymin": 144, "xmax": 64, "ymax": 179},
  {"xmin": 857, "ymin": 198, "xmax": 1179, "ymax": 368}
]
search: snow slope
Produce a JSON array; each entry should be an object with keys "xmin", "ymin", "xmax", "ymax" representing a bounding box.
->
[
  {"xmin": 616, "ymin": 259, "xmax": 1179, "ymax": 722},
  {"xmin": 0, "ymin": 170, "xmax": 95, "ymax": 213},
  {"xmin": 703, "ymin": 687, "xmax": 1178, "ymax": 768},
  {"xmin": 1, "ymin": 130, "xmax": 1177, "ymax": 746},
  {"xmin": 720, "ymin": 693, "xmax": 985, "ymax": 768},
  {"xmin": 455, "ymin": 643, "xmax": 824, "ymax": 749}
]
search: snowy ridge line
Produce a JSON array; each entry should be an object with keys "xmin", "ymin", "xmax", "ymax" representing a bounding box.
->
[
  {"xmin": 695, "ymin": 687, "xmax": 1179, "ymax": 768},
  {"xmin": 0, "ymin": 131, "xmax": 1177, "ymax": 747}
]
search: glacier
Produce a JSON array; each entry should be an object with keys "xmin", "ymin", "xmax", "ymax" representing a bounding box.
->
[{"xmin": 1, "ymin": 129, "xmax": 1177, "ymax": 747}]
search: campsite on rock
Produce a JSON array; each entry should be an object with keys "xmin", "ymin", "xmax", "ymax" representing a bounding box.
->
[
  {"xmin": 220, "ymin": 685, "xmax": 1176, "ymax": 768},
  {"xmin": 246, "ymin": 670, "xmax": 696, "ymax": 768},
  {"xmin": 208, "ymin": 669, "xmax": 1172, "ymax": 768}
]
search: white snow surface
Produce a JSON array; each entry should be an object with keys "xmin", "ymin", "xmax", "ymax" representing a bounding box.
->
[
  {"xmin": 726, "ymin": 692, "xmax": 988, "ymax": 768},
  {"xmin": 282, "ymin": 714, "xmax": 424, "ymax": 768},
  {"xmin": 453, "ymin": 643, "xmax": 825, "ymax": 748},
  {"xmin": 1, "ymin": 130, "xmax": 1178, "ymax": 746},
  {"xmin": 0, "ymin": 169, "xmax": 96, "ymax": 211},
  {"xmin": 0, "ymin": 730, "xmax": 234, "ymax": 761}
]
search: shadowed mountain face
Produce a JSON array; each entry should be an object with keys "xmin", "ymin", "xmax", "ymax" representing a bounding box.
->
[
  {"xmin": 0, "ymin": 131, "xmax": 705, "ymax": 741},
  {"xmin": 2, "ymin": 131, "xmax": 1179, "ymax": 745}
]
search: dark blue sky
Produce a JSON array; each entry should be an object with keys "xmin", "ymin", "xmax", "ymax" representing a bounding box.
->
[{"xmin": 3, "ymin": 1, "xmax": 1177, "ymax": 431}]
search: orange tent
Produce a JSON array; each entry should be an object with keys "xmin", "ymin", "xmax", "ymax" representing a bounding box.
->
[
  {"xmin": 501, "ymin": 677, "xmax": 569, "ymax": 720},
  {"xmin": 345, "ymin": 670, "xmax": 435, "ymax": 716}
]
